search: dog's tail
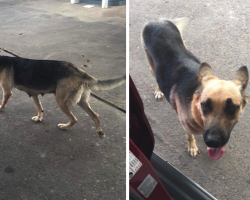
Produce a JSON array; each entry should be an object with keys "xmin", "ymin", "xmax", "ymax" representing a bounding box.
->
[
  {"xmin": 91, "ymin": 75, "xmax": 126, "ymax": 91},
  {"xmin": 171, "ymin": 17, "xmax": 189, "ymax": 36}
]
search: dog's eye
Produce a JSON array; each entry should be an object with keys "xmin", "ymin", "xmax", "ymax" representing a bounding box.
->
[
  {"xmin": 226, "ymin": 105, "xmax": 239, "ymax": 115},
  {"xmin": 225, "ymin": 98, "xmax": 240, "ymax": 116},
  {"xmin": 201, "ymin": 101, "xmax": 212, "ymax": 114},
  {"xmin": 229, "ymin": 105, "xmax": 236, "ymax": 112}
]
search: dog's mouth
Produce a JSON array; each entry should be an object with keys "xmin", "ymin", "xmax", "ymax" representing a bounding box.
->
[
  {"xmin": 203, "ymin": 127, "xmax": 233, "ymax": 160},
  {"xmin": 207, "ymin": 145, "xmax": 226, "ymax": 160}
]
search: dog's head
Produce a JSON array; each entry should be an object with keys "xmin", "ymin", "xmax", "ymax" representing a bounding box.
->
[{"xmin": 194, "ymin": 63, "xmax": 248, "ymax": 159}]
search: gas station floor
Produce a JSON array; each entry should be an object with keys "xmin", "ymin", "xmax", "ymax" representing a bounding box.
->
[{"xmin": 0, "ymin": 1, "xmax": 126, "ymax": 199}]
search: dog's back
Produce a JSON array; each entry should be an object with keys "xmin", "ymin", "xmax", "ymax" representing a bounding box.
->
[
  {"xmin": 0, "ymin": 56, "xmax": 92, "ymax": 90},
  {"xmin": 142, "ymin": 19, "xmax": 200, "ymax": 104}
]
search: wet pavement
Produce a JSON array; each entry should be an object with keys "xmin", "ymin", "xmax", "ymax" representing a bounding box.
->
[
  {"xmin": 0, "ymin": 1, "xmax": 126, "ymax": 199},
  {"xmin": 130, "ymin": 0, "xmax": 250, "ymax": 199}
]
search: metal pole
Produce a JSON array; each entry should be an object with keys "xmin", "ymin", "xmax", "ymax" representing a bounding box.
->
[{"xmin": 102, "ymin": 0, "xmax": 108, "ymax": 8}]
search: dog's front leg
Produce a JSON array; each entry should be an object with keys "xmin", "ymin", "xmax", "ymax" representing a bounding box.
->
[
  {"xmin": 144, "ymin": 46, "xmax": 164, "ymax": 100},
  {"xmin": 154, "ymin": 86, "xmax": 164, "ymax": 100},
  {"xmin": 32, "ymin": 95, "xmax": 43, "ymax": 122},
  {"xmin": 186, "ymin": 133, "xmax": 198, "ymax": 157},
  {"xmin": 0, "ymin": 84, "xmax": 13, "ymax": 110}
]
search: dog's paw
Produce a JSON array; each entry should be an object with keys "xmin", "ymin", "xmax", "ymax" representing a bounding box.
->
[
  {"xmin": 98, "ymin": 131, "xmax": 105, "ymax": 138},
  {"xmin": 188, "ymin": 142, "xmax": 198, "ymax": 157},
  {"xmin": 32, "ymin": 116, "xmax": 42, "ymax": 122},
  {"xmin": 58, "ymin": 123, "xmax": 69, "ymax": 130},
  {"xmin": 154, "ymin": 90, "xmax": 164, "ymax": 100},
  {"xmin": 0, "ymin": 105, "xmax": 5, "ymax": 111}
]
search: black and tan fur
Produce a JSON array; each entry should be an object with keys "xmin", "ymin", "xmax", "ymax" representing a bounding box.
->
[
  {"xmin": 142, "ymin": 18, "xmax": 248, "ymax": 158},
  {"xmin": 0, "ymin": 56, "xmax": 125, "ymax": 138}
]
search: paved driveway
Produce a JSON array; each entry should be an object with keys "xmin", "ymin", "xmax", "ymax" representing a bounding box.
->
[
  {"xmin": 130, "ymin": 0, "xmax": 250, "ymax": 199},
  {"xmin": 0, "ymin": 1, "xmax": 126, "ymax": 199}
]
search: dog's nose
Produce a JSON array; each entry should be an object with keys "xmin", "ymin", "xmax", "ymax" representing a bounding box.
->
[{"xmin": 203, "ymin": 128, "xmax": 224, "ymax": 148}]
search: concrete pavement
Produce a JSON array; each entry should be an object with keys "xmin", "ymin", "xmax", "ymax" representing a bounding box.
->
[
  {"xmin": 130, "ymin": 0, "xmax": 250, "ymax": 199},
  {"xmin": 0, "ymin": 1, "xmax": 126, "ymax": 199}
]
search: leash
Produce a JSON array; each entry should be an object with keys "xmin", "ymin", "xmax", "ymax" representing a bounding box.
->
[
  {"xmin": 91, "ymin": 93, "xmax": 126, "ymax": 113},
  {"xmin": 0, "ymin": 47, "xmax": 20, "ymax": 57}
]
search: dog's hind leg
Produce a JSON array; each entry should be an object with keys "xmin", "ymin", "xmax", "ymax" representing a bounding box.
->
[
  {"xmin": 55, "ymin": 91, "xmax": 78, "ymax": 130},
  {"xmin": 144, "ymin": 46, "xmax": 164, "ymax": 100},
  {"xmin": 0, "ymin": 83, "xmax": 13, "ymax": 110},
  {"xmin": 56, "ymin": 100, "xmax": 78, "ymax": 129},
  {"xmin": 31, "ymin": 95, "xmax": 43, "ymax": 122},
  {"xmin": 187, "ymin": 133, "xmax": 198, "ymax": 157},
  {"xmin": 78, "ymin": 92, "xmax": 104, "ymax": 138}
]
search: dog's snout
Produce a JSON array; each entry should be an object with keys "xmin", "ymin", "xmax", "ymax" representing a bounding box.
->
[
  {"xmin": 203, "ymin": 128, "xmax": 226, "ymax": 148},
  {"xmin": 205, "ymin": 134, "xmax": 221, "ymax": 148}
]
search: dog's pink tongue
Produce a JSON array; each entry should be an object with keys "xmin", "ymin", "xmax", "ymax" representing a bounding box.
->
[{"xmin": 207, "ymin": 145, "xmax": 226, "ymax": 160}]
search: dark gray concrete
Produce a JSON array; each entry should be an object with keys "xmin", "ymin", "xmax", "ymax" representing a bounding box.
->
[
  {"xmin": 130, "ymin": 0, "xmax": 250, "ymax": 199},
  {"xmin": 0, "ymin": 1, "xmax": 125, "ymax": 200}
]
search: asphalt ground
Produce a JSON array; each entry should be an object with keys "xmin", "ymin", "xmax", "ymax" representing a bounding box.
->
[
  {"xmin": 130, "ymin": 0, "xmax": 250, "ymax": 199},
  {"xmin": 0, "ymin": 1, "xmax": 126, "ymax": 200}
]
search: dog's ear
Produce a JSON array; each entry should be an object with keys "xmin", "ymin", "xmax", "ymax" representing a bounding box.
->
[
  {"xmin": 231, "ymin": 66, "xmax": 249, "ymax": 91},
  {"xmin": 197, "ymin": 62, "xmax": 213, "ymax": 85}
]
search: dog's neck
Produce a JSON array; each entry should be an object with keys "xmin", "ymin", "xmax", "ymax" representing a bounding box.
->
[
  {"xmin": 191, "ymin": 92, "xmax": 204, "ymax": 129},
  {"xmin": 170, "ymin": 86, "xmax": 204, "ymax": 134}
]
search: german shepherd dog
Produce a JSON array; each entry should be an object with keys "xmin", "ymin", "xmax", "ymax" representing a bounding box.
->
[
  {"xmin": 0, "ymin": 56, "xmax": 125, "ymax": 138},
  {"xmin": 142, "ymin": 18, "xmax": 248, "ymax": 160}
]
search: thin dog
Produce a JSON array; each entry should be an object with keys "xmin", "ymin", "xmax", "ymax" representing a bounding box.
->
[
  {"xmin": 142, "ymin": 18, "xmax": 248, "ymax": 160},
  {"xmin": 0, "ymin": 56, "xmax": 125, "ymax": 138}
]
